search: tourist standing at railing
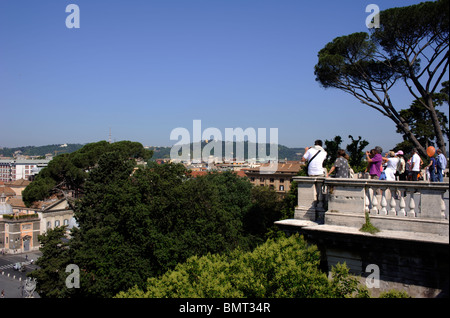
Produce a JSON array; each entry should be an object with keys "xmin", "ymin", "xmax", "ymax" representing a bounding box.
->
[
  {"xmin": 436, "ymin": 149, "xmax": 447, "ymax": 182},
  {"xmin": 395, "ymin": 151, "xmax": 407, "ymax": 181},
  {"xmin": 365, "ymin": 148, "xmax": 383, "ymax": 179},
  {"xmin": 326, "ymin": 149, "xmax": 350, "ymax": 178},
  {"xmin": 302, "ymin": 140, "xmax": 327, "ymax": 177},
  {"xmin": 383, "ymin": 151, "xmax": 399, "ymax": 181},
  {"xmin": 409, "ymin": 148, "xmax": 422, "ymax": 181},
  {"xmin": 426, "ymin": 153, "xmax": 437, "ymax": 182}
]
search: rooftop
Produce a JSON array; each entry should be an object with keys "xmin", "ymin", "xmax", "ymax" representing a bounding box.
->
[{"xmin": 244, "ymin": 161, "xmax": 302, "ymax": 173}]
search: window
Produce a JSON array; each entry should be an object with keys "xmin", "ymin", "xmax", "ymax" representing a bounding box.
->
[
  {"xmin": 279, "ymin": 185, "xmax": 285, "ymax": 191},
  {"xmin": 55, "ymin": 220, "xmax": 60, "ymax": 227},
  {"xmin": 47, "ymin": 221, "xmax": 52, "ymax": 229},
  {"xmin": 280, "ymin": 178, "xmax": 285, "ymax": 183},
  {"xmin": 63, "ymin": 219, "xmax": 69, "ymax": 226},
  {"xmin": 270, "ymin": 178, "xmax": 274, "ymax": 183}
]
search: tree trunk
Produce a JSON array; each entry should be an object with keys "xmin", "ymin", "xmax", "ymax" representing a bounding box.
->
[
  {"xmin": 426, "ymin": 95, "xmax": 447, "ymax": 156},
  {"xmin": 396, "ymin": 121, "xmax": 427, "ymax": 157}
]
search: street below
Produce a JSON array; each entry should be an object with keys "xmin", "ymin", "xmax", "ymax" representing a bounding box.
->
[{"xmin": 0, "ymin": 251, "xmax": 41, "ymax": 298}]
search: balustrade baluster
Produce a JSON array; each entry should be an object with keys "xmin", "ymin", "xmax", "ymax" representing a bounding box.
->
[
  {"xmin": 380, "ymin": 188, "xmax": 388, "ymax": 215},
  {"xmin": 370, "ymin": 187, "xmax": 379, "ymax": 215},
  {"xmin": 408, "ymin": 189, "xmax": 416, "ymax": 217},
  {"xmin": 398, "ymin": 189, "xmax": 406, "ymax": 217},
  {"xmin": 364, "ymin": 188, "xmax": 370, "ymax": 213},
  {"xmin": 389, "ymin": 188, "xmax": 397, "ymax": 216},
  {"xmin": 441, "ymin": 193, "xmax": 447, "ymax": 220},
  {"xmin": 316, "ymin": 182, "xmax": 324, "ymax": 211}
]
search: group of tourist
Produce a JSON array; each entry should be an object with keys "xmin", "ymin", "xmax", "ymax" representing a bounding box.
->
[{"xmin": 302, "ymin": 140, "xmax": 447, "ymax": 182}]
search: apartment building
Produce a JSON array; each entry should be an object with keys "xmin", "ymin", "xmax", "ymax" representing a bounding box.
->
[
  {"xmin": 243, "ymin": 161, "xmax": 302, "ymax": 194},
  {"xmin": 0, "ymin": 159, "xmax": 50, "ymax": 182}
]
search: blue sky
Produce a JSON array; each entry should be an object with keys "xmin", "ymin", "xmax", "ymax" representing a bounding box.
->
[{"xmin": 0, "ymin": 0, "xmax": 445, "ymax": 152}]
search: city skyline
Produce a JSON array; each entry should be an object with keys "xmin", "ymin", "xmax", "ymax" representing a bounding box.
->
[{"xmin": 0, "ymin": 0, "xmax": 446, "ymax": 152}]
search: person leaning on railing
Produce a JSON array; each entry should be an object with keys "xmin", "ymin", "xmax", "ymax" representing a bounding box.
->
[{"xmin": 326, "ymin": 149, "xmax": 350, "ymax": 178}]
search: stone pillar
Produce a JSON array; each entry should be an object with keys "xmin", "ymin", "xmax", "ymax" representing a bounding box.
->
[
  {"xmin": 419, "ymin": 187, "xmax": 447, "ymax": 220},
  {"xmin": 294, "ymin": 177, "xmax": 323, "ymax": 221}
]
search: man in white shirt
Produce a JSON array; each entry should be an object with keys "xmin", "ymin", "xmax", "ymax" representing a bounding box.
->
[
  {"xmin": 410, "ymin": 148, "xmax": 422, "ymax": 181},
  {"xmin": 302, "ymin": 140, "xmax": 327, "ymax": 176}
]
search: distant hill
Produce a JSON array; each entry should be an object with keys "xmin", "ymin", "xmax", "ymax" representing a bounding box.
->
[
  {"xmin": 148, "ymin": 141, "xmax": 305, "ymax": 161},
  {"xmin": 0, "ymin": 142, "xmax": 305, "ymax": 161},
  {"xmin": 0, "ymin": 144, "xmax": 85, "ymax": 158}
]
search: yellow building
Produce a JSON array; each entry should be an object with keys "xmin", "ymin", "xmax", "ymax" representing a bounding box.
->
[{"xmin": 243, "ymin": 161, "xmax": 302, "ymax": 194}]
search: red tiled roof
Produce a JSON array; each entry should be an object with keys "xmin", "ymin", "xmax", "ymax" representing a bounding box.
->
[
  {"xmin": 190, "ymin": 171, "xmax": 209, "ymax": 177},
  {"xmin": 243, "ymin": 161, "xmax": 302, "ymax": 174},
  {"xmin": 0, "ymin": 186, "xmax": 15, "ymax": 196},
  {"xmin": 7, "ymin": 197, "xmax": 26, "ymax": 207},
  {"xmin": 189, "ymin": 170, "xmax": 247, "ymax": 178},
  {"xmin": 8, "ymin": 179, "xmax": 31, "ymax": 187}
]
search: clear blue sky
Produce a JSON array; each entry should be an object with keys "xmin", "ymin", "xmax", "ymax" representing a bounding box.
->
[{"xmin": 0, "ymin": 0, "xmax": 443, "ymax": 153}]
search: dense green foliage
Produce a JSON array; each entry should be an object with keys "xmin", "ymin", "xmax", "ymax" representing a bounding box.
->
[
  {"xmin": 395, "ymin": 84, "xmax": 449, "ymax": 153},
  {"xmin": 28, "ymin": 226, "xmax": 74, "ymax": 298},
  {"xmin": 29, "ymin": 142, "xmax": 285, "ymax": 297},
  {"xmin": 22, "ymin": 140, "xmax": 152, "ymax": 206},
  {"xmin": 346, "ymin": 135, "xmax": 370, "ymax": 172},
  {"xmin": 116, "ymin": 235, "xmax": 370, "ymax": 298}
]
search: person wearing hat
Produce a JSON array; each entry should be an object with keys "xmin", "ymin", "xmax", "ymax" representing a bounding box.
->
[
  {"xmin": 395, "ymin": 150, "xmax": 406, "ymax": 181},
  {"xmin": 383, "ymin": 151, "xmax": 399, "ymax": 181}
]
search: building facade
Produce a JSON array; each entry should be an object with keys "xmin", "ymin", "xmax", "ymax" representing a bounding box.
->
[
  {"xmin": 243, "ymin": 161, "xmax": 302, "ymax": 194},
  {"xmin": 38, "ymin": 198, "xmax": 76, "ymax": 234},
  {"xmin": 0, "ymin": 184, "xmax": 75, "ymax": 253},
  {"xmin": 0, "ymin": 159, "xmax": 50, "ymax": 182},
  {"xmin": 0, "ymin": 193, "xmax": 40, "ymax": 253}
]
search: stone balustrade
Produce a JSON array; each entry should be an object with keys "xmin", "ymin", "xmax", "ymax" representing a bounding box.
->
[{"xmin": 293, "ymin": 176, "xmax": 449, "ymax": 236}]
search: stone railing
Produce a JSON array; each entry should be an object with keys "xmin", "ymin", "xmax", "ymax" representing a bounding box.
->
[{"xmin": 293, "ymin": 176, "xmax": 449, "ymax": 236}]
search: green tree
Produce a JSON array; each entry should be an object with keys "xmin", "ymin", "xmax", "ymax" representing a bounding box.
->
[
  {"xmin": 314, "ymin": 0, "xmax": 449, "ymax": 157},
  {"xmin": 22, "ymin": 141, "xmax": 152, "ymax": 207},
  {"xmin": 33, "ymin": 154, "xmax": 277, "ymax": 297},
  {"xmin": 324, "ymin": 136, "xmax": 343, "ymax": 169},
  {"xmin": 244, "ymin": 186, "xmax": 283, "ymax": 240},
  {"xmin": 279, "ymin": 180, "xmax": 297, "ymax": 220},
  {"xmin": 116, "ymin": 234, "xmax": 370, "ymax": 298},
  {"xmin": 28, "ymin": 226, "xmax": 73, "ymax": 298},
  {"xmin": 395, "ymin": 92, "xmax": 449, "ymax": 149},
  {"xmin": 346, "ymin": 135, "xmax": 369, "ymax": 172}
]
